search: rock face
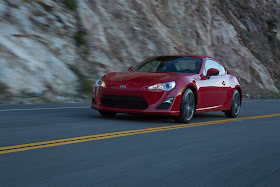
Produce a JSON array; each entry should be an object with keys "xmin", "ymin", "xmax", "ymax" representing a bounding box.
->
[
  {"xmin": 0, "ymin": 0, "xmax": 96, "ymax": 102},
  {"xmin": 78, "ymin": 0, "xmax": 280, "ymax": 95},
  {"xmin": 0, "ymin": 0, "xmax": 279, "ymax": 102}
]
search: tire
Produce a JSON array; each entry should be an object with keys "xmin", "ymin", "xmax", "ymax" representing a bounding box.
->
[
  {"xmin": 98, "ymin": 110, "xmax": 117, "ymax": 117},
  {"xmin": 224, "ymin": 89, "xmax": 241, "ymax": 118},
  {"xmin": 175, "ymin": 88, "xmax": 195, "ymax": 123}
]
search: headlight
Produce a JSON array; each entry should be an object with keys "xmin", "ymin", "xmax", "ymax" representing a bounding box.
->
[
  {"xmin": 95, "ymin": 79, "xmax": 106, "ymax": 88},
  {"xmin": 147, "ymin": 81, "xmax": 176, "ymax": 91}
]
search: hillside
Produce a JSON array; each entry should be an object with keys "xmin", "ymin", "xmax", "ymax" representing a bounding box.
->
[{"xmin": 0, "ymin": 0, "xmax": 279, "ymax": 103}]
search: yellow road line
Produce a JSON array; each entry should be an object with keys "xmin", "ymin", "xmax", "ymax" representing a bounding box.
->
[{"xmin": 0, "ymin": 113, "xmax": 279, "ymax": 154}]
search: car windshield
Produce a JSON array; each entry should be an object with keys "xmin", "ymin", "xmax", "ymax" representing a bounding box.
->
[{"xmin": 133, "ymin": 56, "xmax": 202, "ymax": 73}]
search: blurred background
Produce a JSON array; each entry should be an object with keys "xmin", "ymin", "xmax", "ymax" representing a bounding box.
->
[{"xmin": 0, "ymin": 0, "xmax": 279, "ymax": 104}]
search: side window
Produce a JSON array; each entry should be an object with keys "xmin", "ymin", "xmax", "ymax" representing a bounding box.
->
[
  {"xmin": 203, "ymin": 61, "xmax": 210, "ymax": 75},
  {"xmin": 203, "ymin": 59, "xmax": 226, "ymax": 76},
  {"xmin": 218, "ymin": 64, "xmax": 226, "ymax": 75},
  {"xmin": 203, "ymin": 60, "xmax": 219, "ymax": 75}
]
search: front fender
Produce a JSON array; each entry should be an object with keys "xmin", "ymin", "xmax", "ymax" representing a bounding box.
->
[{"xmin": 171, "ymin": 76, "xmax": 198, "ymax": 111}]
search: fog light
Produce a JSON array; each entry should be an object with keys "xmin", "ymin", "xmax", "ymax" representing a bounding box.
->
[
  {"xmin": 163, "ymin": 97, "xmax": 174, "ymax": 104},
  {"xmin": 156, "ymin": 97, "xmax": 174, "ymax": 110}
]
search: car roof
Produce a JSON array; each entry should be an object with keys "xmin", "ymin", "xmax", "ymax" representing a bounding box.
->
[
  {"xmin": 152, "ymin": 55, "xmax": 222, "ymax": 62},
  {"xmin": 148, "ymin": 55, "xmax": 203, "ymax": 58},
  {"xmin": 147, "ymin": 55, "xmax": 218, "ymax": 59}
]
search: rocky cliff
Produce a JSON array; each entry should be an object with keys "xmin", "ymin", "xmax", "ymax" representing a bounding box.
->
[{"xmin": 0, "ymin": 0, "xmax": 279, "ymax": 103}]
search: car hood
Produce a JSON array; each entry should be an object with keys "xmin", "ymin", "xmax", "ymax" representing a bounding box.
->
[{"xmin": 103, "ymin": 71, "xmax": 183, "ymax": 87}]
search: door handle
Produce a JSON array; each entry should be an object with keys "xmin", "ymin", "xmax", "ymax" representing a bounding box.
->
[{"xmin": 222, "ymin": 81, "xmax": 226, "ymax": 86}]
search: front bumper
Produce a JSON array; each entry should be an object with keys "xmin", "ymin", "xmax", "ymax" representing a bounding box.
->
[{"xmin": 91, "ymin": 86, "xmax": 183, "ymax": 116}]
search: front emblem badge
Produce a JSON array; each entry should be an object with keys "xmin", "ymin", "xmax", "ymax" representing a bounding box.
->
[{"xmin": 120, "ymin": 85, "xmax": 126, "ymax": 89}]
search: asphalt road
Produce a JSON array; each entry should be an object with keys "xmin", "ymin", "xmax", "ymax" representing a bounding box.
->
[{"xmin": 0, "ymin": 100, "xmax": 280, "ymax": 186}]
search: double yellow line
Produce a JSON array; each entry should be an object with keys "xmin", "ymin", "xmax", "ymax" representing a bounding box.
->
[{"xmin": 1, "ymin": 113, "xmax": 279, "ymax": 155}]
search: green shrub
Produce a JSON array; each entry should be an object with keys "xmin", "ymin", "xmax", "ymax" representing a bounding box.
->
[
  {"xmin": 244, "ymin": 30, "xmax": 253, "ymax": 38},
  {"xmin": 267, "ymin": 18, "xmax": 278, "ymax": 30},
  {"xmin": 74, "ymin": 32, "xmax": 87, "ymax": 46},
  {"xmin": 64, "ymin": 0, "xmax": 77, "ymax": 11},
  {"xmin": 68, "ymin": 65, "xmax": 93, "ymax": 94},
  {"xmin": 0, "ymin": 83, "xmax": 9, "ymax": 94}
]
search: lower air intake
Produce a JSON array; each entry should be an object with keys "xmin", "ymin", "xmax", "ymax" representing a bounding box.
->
[{"xmin": 102, "ymin": 95, "xmax": 148, "ymax": 110}]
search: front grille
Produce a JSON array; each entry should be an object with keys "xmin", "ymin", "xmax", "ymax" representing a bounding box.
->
[{"xmin": 102, "ymin": 95, "xmax": 148, "ymax": 110}]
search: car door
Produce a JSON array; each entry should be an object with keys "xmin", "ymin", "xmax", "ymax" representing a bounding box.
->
[
  {"xmin": 216, "ymin": 61, "xmax": 230, "ymax": 107},
  {"xmin": 196, "ymin": 59, "xmax": 228, "ymax": 110}
]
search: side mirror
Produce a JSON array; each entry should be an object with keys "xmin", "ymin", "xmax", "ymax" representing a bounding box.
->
[
  {"xmin": 206, "ymin": 68, "xmax": 219, "ymax": 79},
  {"xmin": 128, "ymin": 66, "xmax": 134, "ymax": 71}
]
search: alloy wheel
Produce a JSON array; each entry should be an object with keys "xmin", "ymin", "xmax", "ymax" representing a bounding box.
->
[
  {"xmin": 233, "ymin": 91, "xmax": 241, "ymax": 116},
  {"xmin": 183, "ymin": 91, "xmax": 195, "ymax": 121}
]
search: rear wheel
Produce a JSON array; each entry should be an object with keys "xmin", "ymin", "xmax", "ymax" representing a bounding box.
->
[
  {"xmin": 98, "ymin": 110, "xmax": 117, "ymax": 117},
  {"xmin": 175, "ymin": 88, "xmax": 195, "ymax": 123},
  {"xmin": 224, "ymin": 89, "xmax": 241, "ymax": 118}
]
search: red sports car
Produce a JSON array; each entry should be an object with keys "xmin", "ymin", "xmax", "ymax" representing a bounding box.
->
[{"xmin": 91, "ymin": 55, "xmax": 242, "ymax": 123}]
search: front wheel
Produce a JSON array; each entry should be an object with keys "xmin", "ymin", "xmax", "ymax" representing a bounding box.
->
[
  {"xmin": 174, "ymin": 88, "xmax": 195, "ymax": 123},
  {"xmin": 224, "ymin": 89, "xmax": 241, "ymax": 118},
  {"xmin": 98, "ymin": 110, "xmax": 117, "ymax": 117}
]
